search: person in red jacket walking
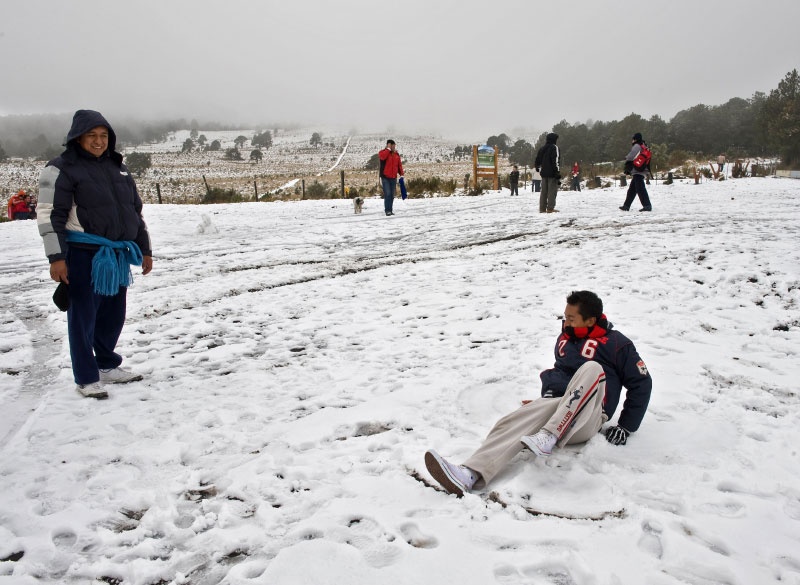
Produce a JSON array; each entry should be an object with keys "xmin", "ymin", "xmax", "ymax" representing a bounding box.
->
[{"xmin": 378, "ymin": 139, "xmax": 404, "ymax": 216}]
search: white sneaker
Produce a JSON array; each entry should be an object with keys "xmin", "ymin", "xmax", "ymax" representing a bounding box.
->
[
  {"xmin": 521, "ymin": 429, "xmax": 557, "ymax": 456},
  {"xmin": 424, "ymin": 450, "xmax": 478, "ymax": 497},
  {"xmin": 99, "ymin": 367, "xmax": 143, "ymax": 384},
  {"xmin": 76, "ymin": 382, "xmax": 108, "ymax": 399}
]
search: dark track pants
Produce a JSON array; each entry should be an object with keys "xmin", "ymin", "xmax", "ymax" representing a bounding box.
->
[
  {"xmin": 66, "ymin": 247, "xmax": 126, "ymax": 385},
  {"xmin": 622, "ymin": 174, "xmax": 652, "ymax": 210}
]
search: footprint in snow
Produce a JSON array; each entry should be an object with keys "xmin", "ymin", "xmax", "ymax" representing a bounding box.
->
[
  {"xmin": 637, "ymin": 519, "xmax": 663, "ymax": 559},
  {"xmin": 337, "ymin": 516, "xmax": 402, "ymax": 568},
  {"xmin": 399, "ymin": 522, "xmax": 438, "ymax": 549},
  {"xmin": 51, "ymin": 530, "xmax": 77, "ymax": 550},
  {"xmin": 494, "ymin": 560, "xmax": 580, "ymax": 585}
]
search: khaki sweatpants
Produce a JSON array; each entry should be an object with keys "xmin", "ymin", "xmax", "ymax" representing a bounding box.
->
[
  {"xmin": 463, "ymin": 361, "xmax": 607, "ymax": 488},
  {"xmin": 539, "ymin": 177, "xmax": 560, "ymax": 212}
]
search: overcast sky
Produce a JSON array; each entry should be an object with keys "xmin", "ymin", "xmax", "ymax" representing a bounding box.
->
[{"xmin": 1, "ymin": 0, "xmax": 799, "ymax": 139}]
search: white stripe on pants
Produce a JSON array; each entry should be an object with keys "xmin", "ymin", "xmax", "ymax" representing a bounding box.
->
[{"xmin": 463, "ymin": 361, "xmax": 607, "ymax": 488}]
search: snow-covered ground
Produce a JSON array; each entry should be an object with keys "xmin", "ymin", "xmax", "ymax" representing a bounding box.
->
[{"xmin": 1, "ymin": 178, "xmax": 799, "ymax": 585}]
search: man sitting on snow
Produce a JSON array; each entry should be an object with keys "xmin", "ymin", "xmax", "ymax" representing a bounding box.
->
[{"xmin": 425, "ymin": 290, "xmax": 653, "ymax": 496}]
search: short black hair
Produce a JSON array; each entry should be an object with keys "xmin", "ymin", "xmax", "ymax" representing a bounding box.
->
[
  {"xmin": 386, "ymin": 139, "xmax": 396, "ymax": 145},
  {"xmin": 566, "ymin": 290, "xmax": 603, "ymax": 320}
]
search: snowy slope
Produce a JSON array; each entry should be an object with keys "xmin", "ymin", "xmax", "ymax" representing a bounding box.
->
[{"xmin": 1, "ymin": 178, "xmax": 799, "ymax": 585}]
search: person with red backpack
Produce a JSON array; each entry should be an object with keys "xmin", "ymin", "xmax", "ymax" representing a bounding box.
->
[{"xmin": 620, "ymin": 132, "xmax": 652, "ymax": 212}]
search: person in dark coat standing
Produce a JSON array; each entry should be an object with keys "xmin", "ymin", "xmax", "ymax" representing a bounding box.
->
[
  {"xmin": 534, "ymin": 133, "xmax": 561, "ymax": 213},
  {"xmin": 424, "ymin": 290, "xmax": 653, "ymax": 496},
  {"xmin": 37, "ymin": 110, "xmax": 153, "ymax": 399},
  {"xmin": 509, "ymin": 165, "xmax": 520, "ymax": 196},
  {"xmin": 620, "ymin": 132, "xmax": 652, "ymax": 212}
]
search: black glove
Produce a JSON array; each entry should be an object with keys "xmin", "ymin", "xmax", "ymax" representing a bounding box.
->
[
  {"xmin": 535, "ymin": 168, "xmax": 540, "ymax": 174},
  {"xmin": 623, "ymin": 161, "xmax": 634, "ymax": 175},
  {"xmin": 554, "ymin": 173, "xmax": 561, "ymax": 181},
  {"xmin": 605, "ymin": 425, "xmax": 629, "ymax": 445}
]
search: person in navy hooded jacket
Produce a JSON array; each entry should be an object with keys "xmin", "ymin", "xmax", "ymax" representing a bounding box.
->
[
  {"xmin": 425, "ymin": 290, "xmax": 652, "ymax": 496},
  {"xmin": 38, "ymin": 110, "xmax": 153, "ymax": 399}
]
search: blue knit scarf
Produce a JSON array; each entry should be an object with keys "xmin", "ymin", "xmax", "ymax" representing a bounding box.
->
[{"xmin": 66, "ymin": 231, "xmax": 143, "ymax": 296}]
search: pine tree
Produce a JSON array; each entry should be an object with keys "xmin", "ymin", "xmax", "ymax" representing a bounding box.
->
[
  {"xmin": 760, "ymin": 69, "xmax": 800, "ymax": 166},
  {"xmin": 252, "ymin": 131, "xmax": 272, "ymax": 149}
]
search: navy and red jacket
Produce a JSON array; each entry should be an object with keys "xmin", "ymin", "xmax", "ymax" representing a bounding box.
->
[
  {"xmin": 38, "ymin": 109, "xmax": 152, "ymax": 263},
  {"xmin": 378, "ymin": 148, "xmax": 404, "ymax": 179},
  {"xmin": 539, "ymin": 317, "xmax": 652, "ymax": 432}
]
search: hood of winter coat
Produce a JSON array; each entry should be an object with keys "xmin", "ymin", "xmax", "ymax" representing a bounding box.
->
[
  {"xmin": 546, "ymin": 133, "xmax": 559, "ymax": 144},
  {"xmin": 65, "ymin": 109, "xmax": 118, "ymax": 152}
]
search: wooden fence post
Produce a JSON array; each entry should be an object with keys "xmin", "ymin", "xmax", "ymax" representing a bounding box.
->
[
  {"xmin": 340, "ymin": 170, "xmax": 345, "ymax": 198},
  {"xmin": 156, "ymin": 183, "xmax": 162, "ymax": 204},
  {"xmin": 253, "ymin": 180, "xmax": 258, "ymax": 201},
  {"xmin": 472, "ymin": 145, "xmax": 478, "ymax": 189},
  {"xmin": 302, "ymin": 179, "xmax": 306, "ymax": 200}
]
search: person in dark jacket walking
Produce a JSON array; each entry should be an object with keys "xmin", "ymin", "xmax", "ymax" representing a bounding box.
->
[
  {"xmin": 424, "ymin": 290, "xmax": 652, "ymax": 496},
  {"xmin": 534, "ymin": 133, "xmax": 561, "ymax": 213},
  {"xmin": 38, "ymin": 110, "xmax": 153, "ymax": 399},
  {"xmin": 509, "ymin": 165, "xmax": 520, "ymax": 196},
  {"xmin": 620, "ymin": 132, "xmax": 652, "ymax": 212},
  {"xmin": 378, "ymin": 139, "xmax": 404, "ymax": 216}
]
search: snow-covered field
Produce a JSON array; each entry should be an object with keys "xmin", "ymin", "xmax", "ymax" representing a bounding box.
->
[
  {"xmin": 1, "ymin": 129, "xmax": 469, "ymax": 205},
  {"xmin": 1, "ymin": 178, "xmax": 799, "ymax": 585}
]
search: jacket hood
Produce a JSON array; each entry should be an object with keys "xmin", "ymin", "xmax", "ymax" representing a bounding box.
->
[
  {"xmin": 65, "ymin": 109, "xmax": 117, "ymax": 152},
  {"xmin": 546, "ymin": 133, "xmax": 559, "ymax": 144}
]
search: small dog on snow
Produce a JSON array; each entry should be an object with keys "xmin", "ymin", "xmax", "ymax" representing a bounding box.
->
[{"xmin": 353, "ymin": 197, "xmax": 364, "ymax": 214}]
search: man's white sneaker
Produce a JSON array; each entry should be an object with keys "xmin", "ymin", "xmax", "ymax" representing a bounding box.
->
[
  {"xmin": 76, "ymin": 382, "xmax": 108, "ymax": 399},
  {"xmin": 424, "ymin": 450, "xmax": 478, "ymax": 497},
  {"xmin": 521, "ymin": 429, "xmax": 557, "ymax": 456},
  {"xmin": 99, "ymin": 367, "xmax": 143, "ymax": 384}
]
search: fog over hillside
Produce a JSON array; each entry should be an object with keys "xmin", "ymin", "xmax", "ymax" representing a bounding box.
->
[{"xmin": 2, "ymin": 1, "xmax": 799, "ymax": 139}]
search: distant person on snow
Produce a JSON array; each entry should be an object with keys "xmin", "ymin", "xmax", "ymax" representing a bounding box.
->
[
  {"xmin": 571, "ymin": 161, "xmax": 581, "ymax": 191},
  {"xmin": 620, "ymin": 132, "xmax": 652, "ymax": 212},
  {"xmin": 531, "ymin": 168, "xmax": 542, "ymax": 193},
  {"xmin": 425, "ymin": 290, "xmax": 653, "ymax": 496},
  {"xmin": 9, "ymin": 190, "xmax": 32, "ymax": 220},
  {"xmin": 378, "ymin": 139, "xmax": 404, "ymax": 216},
  {"xmin": 534, "ymin": 133, "xmax": 561, "ymax": 213},
  {"xmin": 509, "ymin": 165, "xmax": 520, "ymax": 196},
  {"xmin": 37, "ymin": 109, "xmax": 153, "ymax": 399}
]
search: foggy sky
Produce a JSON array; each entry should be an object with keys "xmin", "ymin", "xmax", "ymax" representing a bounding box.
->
[{"xmin": 2, "ymin": 0, "xmax": 799, "ymax": 139}]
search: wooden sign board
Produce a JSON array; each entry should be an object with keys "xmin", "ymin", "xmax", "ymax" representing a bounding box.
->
[{"xmin": 473, "ymin": 145, "xmax": 499, "ymax": 190}]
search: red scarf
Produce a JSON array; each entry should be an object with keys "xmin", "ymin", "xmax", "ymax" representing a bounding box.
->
[{"xmin": 563, "ymin": 314, "xmax": 609, "ymax": 340}]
